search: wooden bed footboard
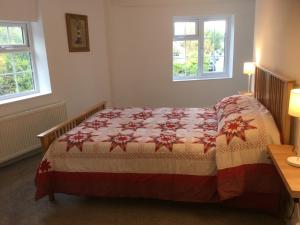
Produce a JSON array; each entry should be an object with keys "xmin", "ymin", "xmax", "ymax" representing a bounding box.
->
[{"xmin": 37, "ymin": 101, "xmax": 106, "ymax": 152}]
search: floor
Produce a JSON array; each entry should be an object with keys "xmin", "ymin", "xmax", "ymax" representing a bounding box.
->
[{"xmin": 0, "ymin": 153, "xmax": 286, "ymax": 225}]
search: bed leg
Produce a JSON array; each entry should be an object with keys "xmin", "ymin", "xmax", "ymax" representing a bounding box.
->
[{"xmin": 48, "ymin": 193, "xmax": 55, "ymax": 201}]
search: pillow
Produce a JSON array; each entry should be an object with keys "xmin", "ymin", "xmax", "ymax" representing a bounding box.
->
[
  {"xmin": 214, "ymin": 95, "xmax": 280, "ymax": 144},
  {"xmin": 214, "ymin": 95, "xmax": 244, "ymax": 112}
]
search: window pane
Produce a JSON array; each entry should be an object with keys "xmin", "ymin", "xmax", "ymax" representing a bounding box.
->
[
  {"xmin": 203, "ymin": 20, "xmax": 226, "ymax": 73},
  {"xmin": 0, "ymin": 25, "xmax": 25, "ymax": 46},
  {"xmin": 174, "ymin": 22, "xmax": 196, "ymax": 36},
  {"xmin": 174, "ymin": 22, "xmax": 185, "ymax": 36},
  {"xmin": 0, "ymin": 53, "xmax": 13, "ymax": 74},
  {"xmin": 0, "ymin": 52, "xmax": 32, "ymax": 73},
  {"xmin": 8, "ymin": 26, "xmax": 24, "ymax": 45},
  {"xmin": 0, "ymin": 74, "xmax": 16, "ymax": 95},
  {"xmin": 0, "ymin": 27, "xmax": 9, "ymax": 45},
  {"xmin": 173, "ymin": 40, "xmax": 198, "ymax": 78},
  {"xmin": 185, "ymin": 22, "xmax": 196, "ymax": 35},
  {"xmin": 14, "ymin": 52, "xmax": 32, "ymax": 72},
  {"xmin": 17, "ymin": 71, "xmax": 34, "ymax": 92},
  {"xmin": 0, "ymin": 52, "xmax": 34, "ymax": 97}
]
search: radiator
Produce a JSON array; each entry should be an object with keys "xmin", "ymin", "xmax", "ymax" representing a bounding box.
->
[{"xmin": 0, "ymin": 102, "xmax": 67, "ymax": 164}]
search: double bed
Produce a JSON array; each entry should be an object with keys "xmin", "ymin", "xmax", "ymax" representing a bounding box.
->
[{"xmin": 35, "ymin": 66, "xmax": 295, "ymax": 213}]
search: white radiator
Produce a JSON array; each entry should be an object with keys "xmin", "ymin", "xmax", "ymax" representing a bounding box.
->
[{"xmin": 0, "ymin": 102, "xmax": 67, "ymax": 164}]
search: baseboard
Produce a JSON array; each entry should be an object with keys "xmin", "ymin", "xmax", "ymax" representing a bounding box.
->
[{"xmin": 0, "ymin": 148, "xmax": 42, "ymax": 168}]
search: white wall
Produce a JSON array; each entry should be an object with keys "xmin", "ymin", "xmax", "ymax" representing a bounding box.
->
[
  {"xmin": 0, "ymin": 0, "xmax": 255, "ymax": 118},
  {"xmin": 0, "ymin": 0, "xmax": 38, "ymax": 21},
  {"xmin": 254, "ymin": 0, "xmax": 300, "ymax": 82},
  {"xmin": 106, "ymin": 0, "xmax": 256, "ymax": 108},
  {"xmin": 0, "ymin": 0, "xmax": 112, "ymax": 118}
]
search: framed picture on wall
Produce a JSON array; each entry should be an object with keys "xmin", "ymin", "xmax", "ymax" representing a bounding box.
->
[{"xmin": 65, "ymin": 13, "xmax": 90, "ymax": 52}]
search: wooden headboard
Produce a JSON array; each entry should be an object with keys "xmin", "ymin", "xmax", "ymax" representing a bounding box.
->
[{"xmin": 254, "ymin": 66, "xmax": 295, "ymax": 144}]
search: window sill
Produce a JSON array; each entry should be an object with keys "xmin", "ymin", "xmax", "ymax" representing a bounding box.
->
[
  {"xmin": 173, "ymin": 76, "xmax": 232, "ymax": 82},
  {"xmin": 0, "ymin": 91, "xmax": 52, "ymax": 106}
]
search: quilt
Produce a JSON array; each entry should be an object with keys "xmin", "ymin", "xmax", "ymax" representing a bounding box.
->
[
  {"xmin": 35, "ymin": 96, "xmax": 282, "ymax": 203},
  {"xmin": 36, "ymin": 107, "xmax": 219, "ymax": 201}
]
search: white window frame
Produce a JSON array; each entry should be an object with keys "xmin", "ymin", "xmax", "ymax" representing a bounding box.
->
[
  {"xmin": 0, "ymin": 22, "xmax": 39, "ymax": 101},
  {"xmin": 173, "ymin": 15, "xmax": 234, "ymax": 81}
]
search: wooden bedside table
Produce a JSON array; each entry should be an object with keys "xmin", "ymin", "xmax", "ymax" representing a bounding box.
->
[
  {"xmin": 268, "ymin": 144, "xmax": 300, "ymax": 199},
  {"xmin": 268, "ymin": 144, "xmax": 300, "ymax": 225}
]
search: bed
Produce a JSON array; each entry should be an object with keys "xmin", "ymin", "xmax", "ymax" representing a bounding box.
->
[{"xmin": 35, "ymin": 66, "xmax": 295, "ymax": 213}]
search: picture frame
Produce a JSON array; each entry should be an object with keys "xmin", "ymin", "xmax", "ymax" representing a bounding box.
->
[{"xmin": 65, "ymin": 13, "xmax": 90, "ymax": 52}]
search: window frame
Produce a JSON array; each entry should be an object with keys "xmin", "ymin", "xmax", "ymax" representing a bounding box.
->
[
  {"xmin": 173, "ymin": 15, "xmax": 234, "ymax": 81},
  {"xmin": 0, "ymin": 22, "xmax": 39, "ymax": 101}
]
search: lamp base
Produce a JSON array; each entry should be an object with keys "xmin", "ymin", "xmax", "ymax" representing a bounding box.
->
[
  {"xmin": 287, "ymin": 156, "xmax": 300, "ymax": 167},
  {"xmin": 248, "ymin": 75, "xmax": 252, "ymax": 93}
]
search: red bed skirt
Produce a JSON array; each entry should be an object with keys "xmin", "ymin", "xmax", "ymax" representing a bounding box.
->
[
  {"xmin": 36, "ymin": 172, "xmax": 218, "ymax": 202},
  {"xmin": 36, "ymin": 166, "xmax": 282, "ymax": 213},
  {"xmin": 217, "ymin": 164, "xmax": 282, "ymax": 200}
]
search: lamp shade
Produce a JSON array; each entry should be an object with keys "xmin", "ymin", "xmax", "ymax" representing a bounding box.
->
[
  {"xmin": 289, "ymin": 89, "xmax": 300, "ymax": 117},
  {"xmin": 243, "ymin": 62, "xmax": 255, "ymax": 76}
]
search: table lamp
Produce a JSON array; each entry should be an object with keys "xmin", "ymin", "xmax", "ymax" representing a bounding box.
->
[
  {"xmin": 243, "ymin": 62, "xmax": 255, "ymax": 93},
  {"xmin": 287, "ymin": 89, "xmax": 300, "ymax": 167}
]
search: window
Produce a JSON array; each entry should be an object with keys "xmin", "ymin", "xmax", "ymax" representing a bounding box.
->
[
  {"xmin": 0, "ymin": 22, "xmax": 38, "ymax": 100},
  {"xmin": 173, "ymin": 16, "xmax": 234, "ymax": 81}
]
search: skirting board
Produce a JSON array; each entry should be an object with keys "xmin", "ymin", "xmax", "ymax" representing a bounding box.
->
[{"xmin": 0, "ymin": 147, "xmax": 41, "ymax": 168}]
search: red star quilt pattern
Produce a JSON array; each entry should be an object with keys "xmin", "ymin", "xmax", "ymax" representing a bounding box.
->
[
  {"xmin": 218, "ymin": 106, "xmax": 249, "ymax": 122},
  {"xmin": 98, "ymin": 111, "xmax": 122, "ymax": 119},
  {"xmin": 81, "ymin": 120, "xmax": 111, "ymax": 130},
  {"xmin": 53, "ymin": 107, "xmax": 220, "ymax": 154},
  {"xmin": 194, "ymin": 122, "xmax": 218, "ymax": 131},
  {"xmin": 119, "ymin": 121, "xmax": 146, "ymax": 131},
  {"xmin": 164, "ymin": 111, "xmax": 188, "ymax": 120},
  {"xmin": 157, "ymin": 121, "xmax": 185, "ymax": 131},
  {"xmin": 215, "ymin": 96, "xmax": 242, "ymax": 110},
  {"xmin": 131, "ymin": 111, "xmax": 153, "ymax": 120},
  {"xmin": 39, "ymin": 159, "xmax": 51, "ymax": 173},
  {"xmin": 59, "ymin": 131, "xmax": 96, "ymax": 152},
  {"xmin": 149, "ymin": 133, "xmax": 184, "ymax": 152},
  {"xmin": 219, "ymin": 116, "xmax": 257, "ymax": 144},
  {"xmin": 197, "ymin": 111, "xmax": 217, "ymax": 120},
  {"xmin": 193, "ymin": 134, "xmax": 216, "ymax": 153},
  {"xmin": 104, "ymin": 133, "xmax": 137, "ymax": 152}
]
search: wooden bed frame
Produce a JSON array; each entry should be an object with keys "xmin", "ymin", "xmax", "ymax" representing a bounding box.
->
[
  {"xmin": 38, "ymin": 101, "xmax": 106, "ymax": 152},
  {"xmin": 38, "ymin": 66, "xmax": 295, "ymax": 153},
  {"xmin": 254, "ymin": 66, "xmax": 295, "ymax": 144}
]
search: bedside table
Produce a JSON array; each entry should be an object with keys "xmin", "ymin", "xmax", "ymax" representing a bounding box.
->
[
  {"xmin": 268, "ymin": 144, "xmax": 300, "ymax": 198},
  {"xmin": 268, "ymin": 144, "xmax": 300, "ymax": 225}
]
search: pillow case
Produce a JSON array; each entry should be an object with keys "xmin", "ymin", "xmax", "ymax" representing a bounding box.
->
[{"xmin": 214, "ymin": 95, "xmax": 280, "ymax": 145}]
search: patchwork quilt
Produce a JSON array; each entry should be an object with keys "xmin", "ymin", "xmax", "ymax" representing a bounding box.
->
[{"xmin": 35, "ymin": 95, "xmax": 281, "ymax": 202}]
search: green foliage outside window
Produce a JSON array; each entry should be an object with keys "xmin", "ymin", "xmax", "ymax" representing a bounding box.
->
[
  {"xmin": 0, "ymin": 53, "xmax": 34, "ymax": 96},
  {"xmin": 173, "ymin": 28, "xmax": 225, "ymax": 77},
  {"xmin": 0, "ymin": 26, "xmax": 24, "ymax": 45},
  {"xmin": 0, "ymin": 24, "xmax": 35, "ymax": 97},
  {"xmin": 173, "ymin": 40, "xmax": 198, "ymax": 77},
  {"xmin": 203, "ymin": 29, "xmax": 225, "ymax": 73}
]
